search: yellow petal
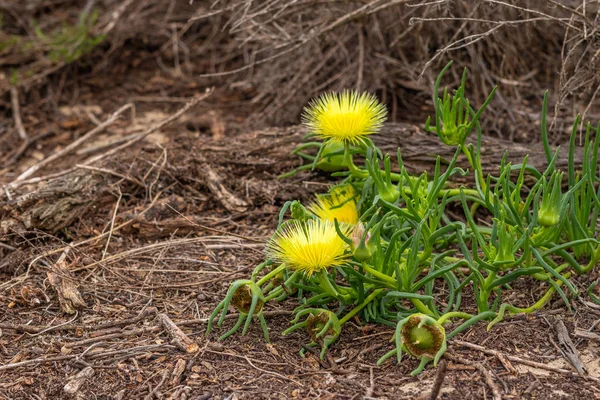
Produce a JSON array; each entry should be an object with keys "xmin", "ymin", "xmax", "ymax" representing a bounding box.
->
[
  {"xmin": 267, "ymin": 220, "xmax": 351, "ymax": 275},
  {"xmin": 302, "ymin": 91, "xmax": 387, "ymax": 144}
]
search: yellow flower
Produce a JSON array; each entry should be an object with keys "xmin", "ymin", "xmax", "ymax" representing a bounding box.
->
[
  {"xmin": 302, "ymin": 90, "xmax": 387, "ymax": 144},
  {"xmin": 308, "ymin": 185, "xmax": 359, "ymax": 225},
  {"xmin": 267, "ymin": 220, "xmax": 351, "ymax": 275}
]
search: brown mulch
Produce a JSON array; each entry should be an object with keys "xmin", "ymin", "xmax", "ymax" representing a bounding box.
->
[
  {"xmin": 2, "ymin": 104, "xmax": 600, "ymax": 398},
  {"xmin": 1, "ymin": 2, "xmax": 600, "ymax": 398}
]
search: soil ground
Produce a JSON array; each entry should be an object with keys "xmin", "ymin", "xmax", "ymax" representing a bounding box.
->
[{"xmin": 2, "ymin": 8, "xmax": 600, "ymax": 400}]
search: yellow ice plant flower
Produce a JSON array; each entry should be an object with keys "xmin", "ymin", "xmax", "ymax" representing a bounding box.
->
[
  {"xmin": 308, "ymin": 185, "xmax": 359, "ymax": 225},
  {"xmin": 303, "ymin": 90, "xmax": 387, "ymax": 144},
  {"xmin": 267, "ymin": 220, "xmax": 351, "ymax": 276}
]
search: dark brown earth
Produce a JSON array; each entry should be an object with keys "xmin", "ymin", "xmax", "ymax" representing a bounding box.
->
[
  {"xmin": 2, "ymin": 111, "xmax": 600, "ymax": 399},
  {"xmin": 2, "ymin": 2, "xmax": 600, "ymax": 399}
]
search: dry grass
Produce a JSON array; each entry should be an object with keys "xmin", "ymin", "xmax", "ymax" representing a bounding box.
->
[
  {"xmin": 1, "ymin": 1, "xmax": 598, "ymax": 141},
  {"xmin": 197, "ymin": 0, "xmax": 600, "ymax": 139}
]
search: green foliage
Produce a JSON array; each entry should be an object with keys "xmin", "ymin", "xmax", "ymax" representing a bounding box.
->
[
  {"xmin": 207, "ymin": 62, "xmax": 600, "ymax": 375},
  {"xmin": 33, "ymin": 9, "xmax": 104, "ymax": 63}
]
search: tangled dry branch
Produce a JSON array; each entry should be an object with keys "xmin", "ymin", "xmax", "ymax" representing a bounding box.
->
[{"xmin": 197, "ymin": 0, "xmax": 599, "ymax": 138}]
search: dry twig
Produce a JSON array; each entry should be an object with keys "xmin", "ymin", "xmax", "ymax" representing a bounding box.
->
[
  {"xmin": 10, "ymin": 103, "xmax": 134, "ymax": 187},
  {"xmin": 428, "ymin": 359, "xmax": 448, "ymax": 400},
  {"xmin": 454, "ymin": 340, "xmax": 600, "ymax": 383},
  {"xmin": 555, "ymin": 319, "xmax": 587, "ymax": 375},
  {"xmin": 157, "ymin": 312, "xmax": 200, "ymax": 353},
  {"xmin": 10, "ymin": 87, "xmax": 28, "ymax": 140},
  {"xmin": 445, "ymin": 353, "xmax": 502, "ymax": 400}
]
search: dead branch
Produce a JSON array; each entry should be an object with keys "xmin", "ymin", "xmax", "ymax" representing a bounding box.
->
[
  {"xmin": 63, "ymin": 326, "xmax": 160, "ymax": 349},
  {"xmin": 143, "ymin": 369, "xmax": 170, "ymax": 400},
  {"xmin": 199, "ymin": 0, "xmax": 600, "ymax": 128},
  {"xmin": 0, "ymin": 344, "xmax": 174, "ymax": 373},
  {"xmin": 574, "ymin": 328, "xmax": 600, "ymax": 342},
  {"xmin": 445, "ymin": 353, "xmax": 502, "ymax": 400},
  {"xmin": 428, "ymin": 359, "xmax": 448, "ymax": 400},
  {"xmin": 9, "ymin": 103, "xmax": 134, "ymax": 187},
  {"xmin": 3, "ymin": 90, "xmax": 212, "ymax": 198},
  {"xmin": 84, "ymin": 90, "xmax": 213, "ymax": 165}
]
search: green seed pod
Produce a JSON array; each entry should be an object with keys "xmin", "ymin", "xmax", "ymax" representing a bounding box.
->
[
  {"xmin": 380, "ymin": 185, "xmax": 400, "ymax": 203},
  {"xmin": 537, "ymin": 171, "xmax": 563, "ymax": 227},
  {"xmin": 401, "ymin": 314, "xmax": 446, "ymax": 360},
  {"xmin": 538, "ymin": 208, "xmax": 560, "ymax": 228},
  {"xmin": 316, "ymin": 141, "xmax": 347, "ymax": 172}
]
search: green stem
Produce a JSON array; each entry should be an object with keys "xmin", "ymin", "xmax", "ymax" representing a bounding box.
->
[
  {"xmin": 436, "ymin": 311, "xmax": 474, "ymax": 326},
  {"xmin": 479, "ymin": 270, "xmax": 497, "ymax": 311},
  {"xmin": 343, "ymin": 142, "xmax": 369, "ymax": 178},
  {"xmin": 460, "ymin": 143, "xmax": 487, "ymax": 196},
  {"xmin": 390, "ymin": 174, "xmax": 480, "ymax": 199},
  {"xmin": 339, "ymin": 289, "xmax": 384, "ymax": 324},
  {"xmin": 582, "ymin": 244, "xmax": 600, "ymax": 274},
  {"xmin": 411, "ymin": 298, "xmax": 435, "ymax": 316},
  {"xmin": 361, "ymin": 263, "xmax": 396, "ymax": 288},
  {"xmin": 532, "ymin": 262, "xmax": 569, "ymax": 281},
  {"xmin": 488, "ymin": 272, "xmax": 570, "ymax": 330},
  {"xmin": 256, "ymin": 264, "xmax": 288, "ymax": 287},
  {"xmin": 316, "ymin": 269, "xmax": 342, "ymax": 299}
]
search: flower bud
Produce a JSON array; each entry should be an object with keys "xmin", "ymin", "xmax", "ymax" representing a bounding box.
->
[
  {"xmin": 425, "ymin": 63, "xmax": 496, "ymax": 147},
  {"xmin": 379, "ymin": 185, "xmax": 400, "ymax": 203},
  {"xmin": 537, "ymin": 208, "xmax": 560, "ymax": 227},
  {"xmin": 351, "ymin": 223, "xmax": 375, "ymax": 261},
  {"xmin": 315, "ymin": 141, "xmax": 347, "ymax": 172},
  {"xmin": 537, "ymin": 171, "xmax": 563, "ymax": 227},
  {"xmin": 492, "ymin": 219, "xmax": 516, "ymax": 267},
  {"xmin": 290, "ymin": 201, "xmax": 309, "ymax": 221}
]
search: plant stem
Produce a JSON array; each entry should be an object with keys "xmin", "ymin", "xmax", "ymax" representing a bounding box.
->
[
  {"xmin": 361, "ymin": 263, "xmax": 397, "ymax": 288},
  {"xmin": 411, "ymin": 298, "xmax": 436, "ymax": 316},
  {"xmin": 343, "ymin": 142, "xmax": 369, "ymax": 178},
  {"xmin": 460, "ymin": 143, "xmax": 487, "ymax": 196},
  {"xmin": 583, "ymin": 244, "xmax": 600, "ymax": 274},
  {"xmin": 437, "ymin": 311, "xmax": 473, "ymax": 326},
  {"xmin": 339, "ymin": 289, "xmax": 384, "ymax": 324},
  {"xmin": 479, "ymin": 270, "xmax": 497, "ymax": 311},
  {"xmin": 316, "ymin": 269, "xmax": 343, "ymax": 300},
  {"xmin": 256, "ymin": 264, "xmax": 287, "ymax": 286}
]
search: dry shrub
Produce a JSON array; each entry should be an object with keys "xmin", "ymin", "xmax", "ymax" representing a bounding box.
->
[
  {"xmin": 198, "ymin": 0, "xmax": 600, "ymax": 140},
  {"xmin": 1, "ymin": 1, "xmax": 598, "ymax": 142}
]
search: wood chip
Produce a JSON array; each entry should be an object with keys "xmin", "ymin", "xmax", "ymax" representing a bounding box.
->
[
  {"xmin": 157, "ymin": 313, "xmax": 199, "ymax": 353},
  {"xmin": 47, "ymin": 250, "xmax": 87, "ymax": 314},
  {"xmin": 197, "ymin": 156, "xmax": 248, "ymax": 213},
  {"xmin": 170, "ymin": 358, "xmax": 187, "ymax": 386},
  {"xmin": 63, "ymin": 366, "xmax": 95, "ymax": 395},
  {"xmin": 555, "ymin": 319, "xmax": 587, "ymax": 376}
]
